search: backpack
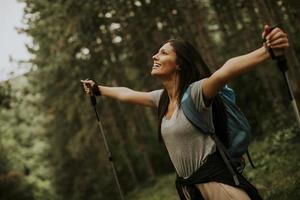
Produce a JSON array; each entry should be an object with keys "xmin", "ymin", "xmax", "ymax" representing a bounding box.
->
[{"xmin": 181, "ymin": 84, "xmax": 254, "ymax": 185}]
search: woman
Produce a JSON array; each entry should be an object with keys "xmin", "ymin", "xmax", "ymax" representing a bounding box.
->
[{"xmin": 81, "ymin": 25, "xmax": 289, "ymax": 199}]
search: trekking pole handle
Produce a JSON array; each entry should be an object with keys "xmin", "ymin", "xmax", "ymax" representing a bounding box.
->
[
  {"xmin": 83, "ymin": 78, "xmax": 98, "ymax": 106},
  {"xmin": 263, "ymin": 25, "xmax": 286, "ymax": 59},
  {"xmin": 263, "ymin": 26, "xmax": 288, "ymax": 73},
  {"xmin": 88, "ymin": 83, "xmax": 97, "ymax": 106}
]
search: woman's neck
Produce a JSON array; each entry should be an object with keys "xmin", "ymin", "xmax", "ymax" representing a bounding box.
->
[{"xmin": 162, "ymin": 74, "xmax": 180, "ymax": 102}]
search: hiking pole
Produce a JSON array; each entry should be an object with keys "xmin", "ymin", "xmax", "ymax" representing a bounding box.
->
[
  {"xmin": 89, "ymin": 94, "xmax": 125, "ymax": 200},
  {"xmin": 276, "ymin": 56, "xmax": 300, "ymax": 129},
  {"xmin": 265, "ymin": 27, "xmax": 300, "ymax": 129}
]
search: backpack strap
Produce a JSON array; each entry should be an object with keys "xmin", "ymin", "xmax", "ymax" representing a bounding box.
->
[
  {"xmin": 181, "ymin": 85, "xmax": 214, "ymax": 134},
  {"xmin": 181, "ymin": 85, "xmax": 240, "ymax": 185},
  {"xmin": 219, "ymin": 85, "xmax": 236, "ymax": 103},
  {"xmin": 211, "ymin": 134, "xmax": 240, "ymax": 185}
]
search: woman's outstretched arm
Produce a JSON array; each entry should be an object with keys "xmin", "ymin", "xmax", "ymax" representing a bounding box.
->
[
  {"xmin": 202, "ymin": 25, "xmax": 289, "ymax": 100},
  {"xmin": 81, "ymin": 80, "xmax": 156, "ymax": 107}
]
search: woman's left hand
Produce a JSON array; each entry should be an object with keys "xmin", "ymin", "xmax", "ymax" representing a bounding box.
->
[{"xmin": 262, "ymin": 25, "xmax": 289, "ymax": 50}]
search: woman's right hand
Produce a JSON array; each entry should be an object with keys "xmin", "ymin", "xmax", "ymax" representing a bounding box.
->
[{"xmin": 81, "ymin": 79, "xmax": 95, "ymax": 95}]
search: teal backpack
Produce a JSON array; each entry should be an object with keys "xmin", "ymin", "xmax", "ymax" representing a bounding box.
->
[{"xmin": 181, "ymin": 84, "xmax": 255, "ymax": 185}]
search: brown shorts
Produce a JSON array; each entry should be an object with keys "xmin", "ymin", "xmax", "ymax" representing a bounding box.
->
[{"xmin": 182, "ymin": 181, "xmax": 251, "ymax": 200}]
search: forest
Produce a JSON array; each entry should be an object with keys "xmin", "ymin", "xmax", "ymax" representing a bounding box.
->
[{"xmin": 0, "ymin": 0, "xmax": 300, "ymax": 199}]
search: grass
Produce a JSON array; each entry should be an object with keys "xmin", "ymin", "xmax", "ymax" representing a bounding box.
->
[
  {"xmin": 126, "ymin": 173, "xmax": 178, "ymax": 200},
  {"xmin": 244, "ymin": 126, "xmax": 300, "ymax": 199}
]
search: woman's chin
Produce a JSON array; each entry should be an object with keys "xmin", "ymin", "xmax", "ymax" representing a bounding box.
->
[
  {"xmin": 151, "ymin": 69, "xmax": 170, "ymax": 78},
  {"xmin": 150, "ymin": 69, "xmax": 159, "ymax": 76}
]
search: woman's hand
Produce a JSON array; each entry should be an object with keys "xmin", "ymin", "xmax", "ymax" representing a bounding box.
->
[
  {"xmin": 81, "ymin": 79, "xmax": 95, "ymax": 95},
  {"xmin": 262, "ymin": 25, "xmax": 289, "ymax": 57},
  {"xmin": 202, "ymin": 25, "xmax": 289, "ymax": 100}
]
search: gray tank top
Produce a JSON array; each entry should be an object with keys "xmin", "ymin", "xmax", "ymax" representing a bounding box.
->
[{"xmin": 149, "ymin": 79, "xmax": 216, "ymax": 178}]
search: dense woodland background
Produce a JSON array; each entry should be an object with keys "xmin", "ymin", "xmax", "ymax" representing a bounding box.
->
[{"xmin": 1, "ymin": 0, "xmax": 300, "ymax": 199}]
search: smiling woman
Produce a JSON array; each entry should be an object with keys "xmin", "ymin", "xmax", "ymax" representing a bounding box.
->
[
  {"xmin": 81, "ymin": 25, "xmax": 289, "ymax": 200},
  {"xmin": 151, "ymin": 42, "xmax": 180, "ymax": 77}
]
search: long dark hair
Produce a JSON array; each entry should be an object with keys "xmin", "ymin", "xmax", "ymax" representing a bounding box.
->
[{"xmin": 157, "ymin": 39, "xmax": 228, "ymax": 146}]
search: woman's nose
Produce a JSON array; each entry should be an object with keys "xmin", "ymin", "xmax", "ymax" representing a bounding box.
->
[{"xmin": 152, "ymin": 53, "xmax": 158, "ymax": 60}]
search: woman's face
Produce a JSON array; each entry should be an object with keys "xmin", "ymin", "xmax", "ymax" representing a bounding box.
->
[{"xmin": 151, "ymin": 42, "xmax": 179, "ymax": 77}]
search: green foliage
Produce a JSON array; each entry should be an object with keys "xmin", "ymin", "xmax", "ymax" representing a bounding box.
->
[
  {"xmin": 0, "ymin": 81, "xmax": 12, "ymax": 109},
  {"xmin": 0, "ymin": 79, "xmax": 34, "ymax": 200},
  {"xmin": 0, "ymin": 76, "xmax": 57, "ymax": 200},
  {"xmin": 127, "ymin": 174, "xmax": 179, "ymax": 200},
  {"xmin": 244, "ymin": 126, "xmax": 300, "ymax": 199}
]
